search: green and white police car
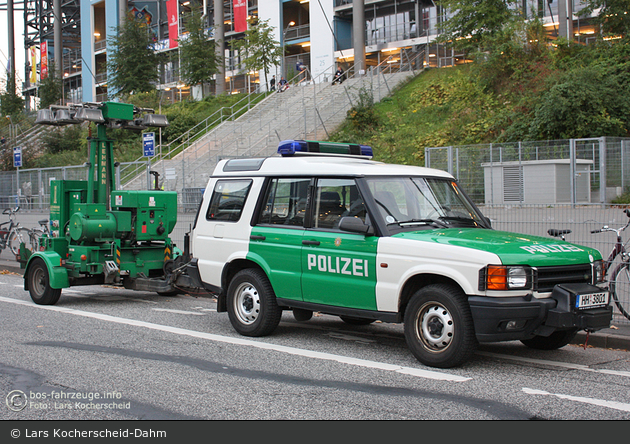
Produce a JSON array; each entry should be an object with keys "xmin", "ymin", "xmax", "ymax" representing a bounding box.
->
[{"xmin": 189, "ymin": 140, "xmax": 612, "ymax": 368}]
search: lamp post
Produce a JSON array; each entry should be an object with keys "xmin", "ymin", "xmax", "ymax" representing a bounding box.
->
[{"xmin": 281, "ymin": 21, "xmax": 295, "ymax": 79}]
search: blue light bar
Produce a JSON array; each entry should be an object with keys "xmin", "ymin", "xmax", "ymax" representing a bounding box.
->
[{"xmin": 277, "ymin": 140, "xmax": 373, "ymax": 158}]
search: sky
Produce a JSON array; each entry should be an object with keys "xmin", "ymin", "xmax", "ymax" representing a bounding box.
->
[{"xmin": 1, "ymin": 8, "xmax": 26, "ymax": 88}]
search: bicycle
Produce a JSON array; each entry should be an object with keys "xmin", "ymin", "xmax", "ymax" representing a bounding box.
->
[
  {"xmin": 589, "ymin": 209, "xmax": 630, "ymax": 321},
  {"xmin": 28, "ymin": 218, "xmax": 51, "ymax": 252},
  {"xmin": 0, "ymin": 206, "xmax": 34, "ymax": 257}
]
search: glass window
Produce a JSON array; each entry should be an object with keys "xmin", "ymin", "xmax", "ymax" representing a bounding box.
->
[
  {"xmin": 312, "ymin": 178, "xmax": 366, "ymax": 230},
  {"xmin": 258, "ymin": 178, "xmax": 310, "ymax": 226},
  {"xmin": 206, "ymin": 179, "xmax": 252, "ymax": 222}
]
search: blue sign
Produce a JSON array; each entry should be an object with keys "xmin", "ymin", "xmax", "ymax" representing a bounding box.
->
[
  {"xmin": 13, "ymin": 146, "xmax": 22, "ymax": 167},
  {"xmin": 143, "ymin": 132, "xmax": 155, "ymax": 157}
]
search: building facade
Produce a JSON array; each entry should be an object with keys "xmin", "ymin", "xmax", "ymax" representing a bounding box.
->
[{"xmin": 19, "ymin": 0, "xmax": 601, "ymax": 106}]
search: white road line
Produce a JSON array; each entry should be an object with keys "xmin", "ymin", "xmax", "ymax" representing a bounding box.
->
[
  {"xmin": 152, "ymin": 308, "xmax": 207, "ymax": 316},
  {"xmin": 477, "ymin": 351, "xmax": 630, "ymax": 378},
  {"xmin": 0, "ymin": 296, "xmax": 470, "ymax": 382},
  {"xmin": 522, "ymin": 388, "xmax": 630, "ymax": 413}
]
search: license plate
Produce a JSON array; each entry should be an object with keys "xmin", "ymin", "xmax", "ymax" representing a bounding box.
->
[{"xmin": 575, "ymin": 291, "xmax": 609, "ymax": 309}]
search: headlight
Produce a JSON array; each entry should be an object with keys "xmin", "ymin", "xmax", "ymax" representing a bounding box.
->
[
  {"xmin": 592, "ymin": 260, "xmax": 604, "ymax": 284},
  {"xmin": 481, "ymin": 265, "xmax": 532, "ymax": 291}
]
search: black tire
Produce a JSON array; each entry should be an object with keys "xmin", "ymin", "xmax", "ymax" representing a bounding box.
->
[
  {"xmin": 28, "ymin": 258, "xmax": 62, "ymax": 305},
  {"xmin": 227, "ymin": 268, "xmax": 281, "ymax": 337},
  {"xmin": 293, "ymin": 308, "xmax": 313, "ymax": 322},
  {"xmin": 520, "ymin": 329, "xmax": 578, "ymax": 350},
  {"xmin": 610, "ymin": 263, "xmax": 630, "ymax": 321},
  {"xmin": 404, "ymin": 284, "xmax": 477, "ymax": 368},
  {"xmin": 339, "ymin": 316, "xmax": 375, "ymax": 326}
]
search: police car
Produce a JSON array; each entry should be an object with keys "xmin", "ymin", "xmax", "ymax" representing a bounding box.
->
[{"xmin": 189, "ymin": 140, "xmax": 612, "ymax": 368}]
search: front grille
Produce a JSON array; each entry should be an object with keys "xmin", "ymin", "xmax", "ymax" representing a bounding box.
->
[{"xmin": 533, "ymin": 264, "xmax": 592, "ymax": 292}]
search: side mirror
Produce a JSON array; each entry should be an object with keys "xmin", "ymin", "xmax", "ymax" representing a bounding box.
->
[{"xmin": 339, "ymin": 217, "xmax": 374, "ymax": 235}]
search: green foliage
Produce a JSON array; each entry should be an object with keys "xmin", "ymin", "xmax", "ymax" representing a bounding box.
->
[
  {"xmin": 107, "ymin": 13, "xmax": 161, "ymax": 97},
  {"xmin": 38, "ymin": 63, "xmax": 64, "ymax": 108},
  {"xmin": 579, "ymin": 0, "xmax": 630, "ymax": 41},
  {"xmin": 41, "ymin": 125, "xmax": 86, "ymax": 154},
  {"xmin": 229, "ymin": 18, "xmax": 283, "ymax": 89},
  {"xmin": 346, "ymin": 87, "xmax": 380, "ymax": 133},
  {"xmin": 0, "ymin": 76, "xmax": 24, "ymax": 117},
  {"xmin": 179, "ymin": 2, "xmax": 218, "ymax": 96}
]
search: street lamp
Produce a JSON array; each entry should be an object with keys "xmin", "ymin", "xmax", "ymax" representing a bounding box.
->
[{"xmin": 281, "ymin": 21, "xmax": 296, "ymax": 79}]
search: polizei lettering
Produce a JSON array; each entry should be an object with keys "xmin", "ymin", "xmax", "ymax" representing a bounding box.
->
[
  {"xmin": 520, "ymin": 244, "xmax": 584, "ymax": 254},
  {"xmin": 307, "ymin": 254, "xmax": 369, "ymax": 277}
]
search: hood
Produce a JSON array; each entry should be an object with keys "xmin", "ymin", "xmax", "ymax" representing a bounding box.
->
[{"xmin": 391, "ymin": 228, "xmax": 602, "ymax": 266}]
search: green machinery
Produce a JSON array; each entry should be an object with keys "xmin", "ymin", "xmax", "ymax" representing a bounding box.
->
[{"xmin": 23, "ymin": 101, "xmax": 184, "ymax": 305}]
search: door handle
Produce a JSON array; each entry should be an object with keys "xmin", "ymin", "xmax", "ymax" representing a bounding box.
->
[
  {"xmin": 302, "ymin": 240, "xmax": 320, "ymax": 246},
  {"xmin": 250, "ymin": 235, "xmax": 266, "ymax": 241}
]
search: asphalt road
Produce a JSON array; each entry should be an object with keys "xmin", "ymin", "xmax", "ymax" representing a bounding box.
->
[{"xmin": 1, "ymin": 272, "xmax": 629, "ymax": 422}]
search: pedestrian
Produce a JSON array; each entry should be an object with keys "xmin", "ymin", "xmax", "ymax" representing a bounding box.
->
[
  {"xmin": 1, "ymin": 136, "xmax": 5, "ymax": 145},
  {"xmin": 333, "ymin": 66, "xmax": 345, "ymax": 85},
  {"xmin": 277, "ymin": 76, "xmax": 288, "ymax": 92},
  {"xmin": 270, "ymin": 75, "xmax": 276, "ymax": 91}
]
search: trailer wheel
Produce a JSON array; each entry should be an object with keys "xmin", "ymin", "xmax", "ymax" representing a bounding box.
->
[
  {"xmin": 227, "ymin": 268, "xmax": 281, "ymax": 337},
  {"xmin": 28, "ymin": 258, "xmax": 61, "ymax": 305}
]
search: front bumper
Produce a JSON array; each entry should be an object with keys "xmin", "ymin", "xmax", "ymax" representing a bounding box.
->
[{"xmin": 469, "ymin": 283, "xmax": 613, "ymax": 343}]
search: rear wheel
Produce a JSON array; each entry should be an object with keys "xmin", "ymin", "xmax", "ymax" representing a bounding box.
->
[
  {"xmin": 610, "ymin": 263, "xmax": 630, "ymax": 321},
  {"xmin": 28, "ymin": 258, "xmax": 61, "ymax": 305},
  {"xmin": 9, "ymin": 228, "xmax": 33, "ymax": 255},
  {"xmin": 227, "ymin": 268, "xmax": 281, "ymax": 337},
  {"xmin": 404, "ymin": 284, "xmax": 477, "ymax": 368},
  {"xmin": 520, "ymin": 329, "xmax": 578, "ymax": 350}
]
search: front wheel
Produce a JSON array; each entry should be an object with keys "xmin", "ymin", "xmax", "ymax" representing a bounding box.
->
[
  {"xmin": 520, "ymin": 329, "xmax": 578, "ymax": 350},
  {"xmin": 28, "ymin": 258, "xmax": 61, "ymax": 305},
  {"xmin": 404, "ymin": 284, "xmax": 477, "ymax": 368},
  {"xmin": 610, "ymin": 262, "xmax": 630, "ymax": 321},
  {"xmin": 227, "ymin": 269, "xmax": 281, "ymax": 337}
]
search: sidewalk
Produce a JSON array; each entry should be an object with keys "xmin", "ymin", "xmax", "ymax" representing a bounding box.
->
[{"xmin": 1, "ymin": 256, "xmax": 628, "ymax": 352}]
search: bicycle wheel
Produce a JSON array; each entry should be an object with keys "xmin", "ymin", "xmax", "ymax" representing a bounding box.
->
[
  {"xmin": 8, "ymin": 228, "xmax": 35, "ymax": 256},
  {"xmin": 610, "ymin": 262, "xmax": 630, "ymax": 321}
]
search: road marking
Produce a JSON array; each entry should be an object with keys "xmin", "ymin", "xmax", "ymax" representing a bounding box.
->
[
  {"xmin": 477, "ymin": 351, "xmax": 630, "ymax": 378},
  {"xmin": 0, "ymin": 296, "xmax": 469, "ymax": 382},
  {"xmin": 522, "ymin": 388, "xmax": 630, "ymax": 413},
  {"xmin": 152, "ymin": 308, "xmax": 207, "ymax": 316}
]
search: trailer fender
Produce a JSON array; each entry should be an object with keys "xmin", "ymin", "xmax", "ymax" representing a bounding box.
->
[{"xmin": 24, "ymin": 252, "xmax": 70, "ymax": 291}]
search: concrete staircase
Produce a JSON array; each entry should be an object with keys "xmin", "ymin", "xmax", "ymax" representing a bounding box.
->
[{"xmin": 121, "ymin": 65, "xmax": 420, "ymax": 204}]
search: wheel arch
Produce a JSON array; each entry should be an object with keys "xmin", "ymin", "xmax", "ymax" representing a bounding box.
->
[
  {"xmin": 217, "ymin": 258, "xmax": 267, "ymax": 312},
  {"xmin": 398, "ymin": 273, "xmax": 465, "ymax": 317},
  {"xmin": 24, "ymin": 252, "xmax": 69, "ymax": 291}
]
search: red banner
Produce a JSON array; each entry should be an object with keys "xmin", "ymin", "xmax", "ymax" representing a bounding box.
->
[
  {"xmin": 41, "ymin": 41, "xmax": 48, "ymax": 79},
  {"xmin": 166, "ymin": 0, "xmax": 179, "ymax": 48},
  {"xmin": 233, "ymin": 0, "xmax": 248, "ymax": 33}
]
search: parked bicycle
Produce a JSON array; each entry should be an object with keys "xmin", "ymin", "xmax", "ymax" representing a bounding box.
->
[
  {"xmin": 588, "ymin": 209, "xmax": 630, "ymax": 321},
  {"xmin": 28, "ymin": 218, "xmax": 51, "ymax": 252},
  {"xmin": 0, "ymin": 206, "xmax": 34, "ymax": 256}
]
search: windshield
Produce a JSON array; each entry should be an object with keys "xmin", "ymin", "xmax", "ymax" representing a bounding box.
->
[{"xmin": 366, "ymin": 177, "xmax": 487, "ymax": 232}]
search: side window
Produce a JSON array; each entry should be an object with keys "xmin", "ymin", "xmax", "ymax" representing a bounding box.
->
[
  {"xmin": 312, "ymin": 178, "xmax": 366, "ymax": 230},
  {"xmin": 206, "ymin": 179, "xmax": 252, "ymax": 222},
  {"xmin": 258, "ymin": 178, "xmax": 310, "ymax": 226}
]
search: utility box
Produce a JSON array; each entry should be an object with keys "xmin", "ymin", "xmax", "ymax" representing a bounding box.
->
[
  {"xmin": 482, "ymin": 159, "xmax": 593, "ymax": 204},
  {"xmin": 111, "ymin": 190, "xmax": 178, "ymax": 241}
]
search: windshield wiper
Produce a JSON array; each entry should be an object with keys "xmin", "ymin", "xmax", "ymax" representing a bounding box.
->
[
  {"xmin": 438, "ymin": 216, "xmax": 479, "ymax": 226},
  {"xmin": 395, "ymin": 218, "xmax": 448, "ymax": 228}
]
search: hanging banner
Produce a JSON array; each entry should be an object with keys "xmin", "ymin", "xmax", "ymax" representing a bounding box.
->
[
  {"xmin": 166, "ymin": 0, "xmax": 179, "ymax": 48},
  {"xmin": 233, "ymin": 0, "xmax": 248, "ymax": 33},
  {"xmin": 41, "ymin": 41, "xmax": 48, "ymax": 79},
  {"xmin": 30, "ymin": 47, "xmax": 37, "ymax": 83}
]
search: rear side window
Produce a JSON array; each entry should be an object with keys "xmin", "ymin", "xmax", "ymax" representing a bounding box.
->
[{"xmin": 206, "ymin": 180, "xmax": 252, "ymax": 221}]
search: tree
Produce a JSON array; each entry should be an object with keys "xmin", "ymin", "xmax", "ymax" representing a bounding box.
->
[
  {"xmin": 436, "ymin": 0, "xmax": 520, "ymax": 53},
  {"xmin": 580, "ymin": 0, "xmax": 630, "ymax": 41},
  {"xmin": 229, "ymin": 18, "xmax": 283, "ymax": 91},
  {"xmin": 0, "ymin": 75, "xmax": 24, "ymax": 117},
  {"xmin": 179, "ymin": 1, "xmax": 218, "ymax": 98},
  {"xmin": 107, "ymin": 12, "xmax": 161, "ymax": 97},
  {"xmin": 38, "ymin": 63, "xmax": 64, "ymax": 108}
]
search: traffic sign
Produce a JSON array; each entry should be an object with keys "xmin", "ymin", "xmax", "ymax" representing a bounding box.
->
[
  {"xmin": 13, "ymin": 146, "xmax": 22, "ymax": 167},
  {"xmin": 143, "ymin": 132, "xmax": 155, "ymax": 157}
]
